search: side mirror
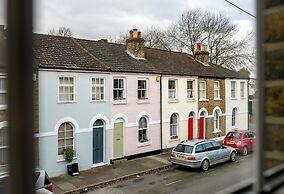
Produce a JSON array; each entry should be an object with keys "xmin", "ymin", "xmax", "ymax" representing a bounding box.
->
[{"xmin": 222, "ymin": 145, "xmax": 227, "ymax": 149}]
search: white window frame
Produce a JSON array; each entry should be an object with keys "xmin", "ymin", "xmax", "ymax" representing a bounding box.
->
[
  {"xmin": 199, "ymin": 81, "xmax": 207, "ymax": 100},
  {"xmin": 187, "ymin": 80, "xmax": 195, "ymax": 100},
  {"xmin": 213, "ymin": 110, "xmax": 220, "ymax": 131},
  {"xmin": 0, "ymin": 76, "xmax": 7, "ymax": 109},
  {"xmin": 58, "ymin": 76, "xmax": 75, "ymax": 103},
  {"xmin": 170, "ymin": 113, "xmax": 178, "ymax": 138},
  {"xmin": 214, "ymin": 81, "xmax": 220, "ymax": 99},
  {"xmin": 91, "ymin": 77, "xmax": 105, "ymax": 102},
  {"xmin": 137, "ymin": 78, "xmax": 149, "ymax": 100},
  {"xmin": 57, "ymin": 122, "xmax": 75, "ymax": 160},
  {"xmin": 240, "ymin": 81, "xmax": 246, "ymax": 98},
  {"xmin": 231, "ymin": 81, "xmax": 236, "ymax": 98},
  {"xmin": 168, "ymin": 79, "xmax": 177, "ymax": 100},
  {"xmin": 138, "ymin": 116, "xmax": 149, "ymax": 144},
  {"xmin": 113, "ymin": 77, "xmax": 126, "ymax": 101}
]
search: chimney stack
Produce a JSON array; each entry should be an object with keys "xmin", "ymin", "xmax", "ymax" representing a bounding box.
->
[
  {"xmin": 194, "ymin": 43, "xmax": 209, "ymax": 64},
  {"xmin": 126, "ymin": 28, "xmax": 145, "ymax": 58},
  {"xmin": 98, "ymin": 39, "xmax": 108, "ymax": 43}
]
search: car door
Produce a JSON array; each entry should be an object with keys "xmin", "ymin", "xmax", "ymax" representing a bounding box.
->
[
  {"xmin": 202, "ymin": 143, "xmax": 216, "ymax": 164},
  {"xmin": 211, "ymin": 141, "xmax": 224, "ymax": 163},
  {"xmin": 249, "ymin": 132, "xmax": 256, "ymax": 151},
  {"xmin": 242, "ymin": 132, "xmax": 251, "ymax": 150}
]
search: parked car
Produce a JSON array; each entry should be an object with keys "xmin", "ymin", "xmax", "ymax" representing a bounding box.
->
[
  {"xmin": 0, "ymin": 169, "xmax": 53, "ymax": 193},
  {"xmin": 170, "ymin": 139, "xmax": 237, "ymax": 171},
  {"xmin": 223, "ymin": 129, "xmax": 256, "ymax": 156}
]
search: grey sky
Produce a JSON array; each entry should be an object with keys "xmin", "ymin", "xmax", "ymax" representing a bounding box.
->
[{"xmin": 1, "ymin": 0, "xmax": 255, "ymax": 41}]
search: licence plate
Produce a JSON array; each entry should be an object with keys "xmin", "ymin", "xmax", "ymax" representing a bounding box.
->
[
  {"xmin": 227, "ymin": 141, "xmax": 235, "ymax": 144},
  {"xmin": 177, "ymin": 155, "xmax": 185, "ymax": 160}
]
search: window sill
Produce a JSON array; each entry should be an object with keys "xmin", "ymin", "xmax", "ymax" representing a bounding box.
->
[
  {"xmin": 187, "ymin": 98, "xmax": 195, "ymax": 102},
  {"xmin": 56, "ymin": 156, "xmax": 77, "ymax": 163},
  {"xmin": 112, "ymin": 100, "xmax": 127, "ymax": 105},
  {"xmin": 90, "ymin": 100, "xmax": 107, "ymax": 103},
  {"xmin": 168, "ymin": 99, "xmax": 179, "ymax": 103},
  {"xmin": 137, "ymin": 141, "xmax": 151, "ymax": 147},
  {"xmin": 169, "ymin": 137, "xmax": 180, "ymax": 142},
  {"xmin": 231, "ymin": 97, "xmax": 238, "ymax": 100},
  {"xmin": 214, "ymin": 98, "xmax": 222, "ymax": 101},
  {"xmin": 199, "ymin": 98, "xmax": 208, "ymax": 102},
  {"xmin": 57, "ymin": 101, "xmax": 77, "ymax": 104},
  {"xmin": 240, "ymin": 97, "xmax": 246, "ymax": 100},
  {"xmin": 137, "ymin": 99, "xmax": 150, "ymax": 104},
  {"xmin": 213, "ymin": 130, "xmax": 222, "ymax": 134}
]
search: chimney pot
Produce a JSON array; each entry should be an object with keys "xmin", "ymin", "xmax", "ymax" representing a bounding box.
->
[
  {"xmin": 133, "ymin": 28, "xmax": 138, "ymax": 38},
  {"xmin": 129, "ymin": 30, "xmax": 133, "ymax": 39},
  {"xmin": 138, "ymin": 31, "xmax": 141, "ymax": 39},
  {"xmin": 196, "ymin": 42, "xmax": 201, "ymax": 51}
]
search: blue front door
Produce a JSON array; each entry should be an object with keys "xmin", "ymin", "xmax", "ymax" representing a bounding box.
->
[{"xmin": 93, "ymin": 127, "xmax": 103, "ymax": 164}]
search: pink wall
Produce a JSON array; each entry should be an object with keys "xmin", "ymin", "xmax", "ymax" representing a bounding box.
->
[{"xmin": 110, "ymin": 73, "xmax": 161, "ymax": 158}]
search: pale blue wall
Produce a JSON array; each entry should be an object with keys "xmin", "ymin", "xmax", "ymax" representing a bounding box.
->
[{"xmin": 38, "ymin": 70, "xmax": 110, "ymax": 177}]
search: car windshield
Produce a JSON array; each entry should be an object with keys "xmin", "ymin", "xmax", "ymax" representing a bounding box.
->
[
  {"xmin": 226, "ymin": 132, "xmax": 241, "ymax": 139},
  {"xmin": 173, "ymin": 144, "xmax": 193, "ymax": 154}
]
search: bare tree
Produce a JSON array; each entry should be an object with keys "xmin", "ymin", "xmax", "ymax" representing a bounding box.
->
[
  {"xmin": 47, "ymin": 27, "xmax": 73, "ymax": 37},
  {"xmin": 143, "ymin": 27, "xmax": 173, "ymax": 50}
]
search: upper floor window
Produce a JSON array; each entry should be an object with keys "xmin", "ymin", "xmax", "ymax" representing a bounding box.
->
[
  {"xmin": 170, "ymin": 113, "xmax": 178, "ymax": 138},
  {"xmin": 138, "ymin": 116, "xmax": 149, "ymax": 143},
  {"xmin": 168, "ymin": 79, "xmax": 177, "ymax": 99},
  {"xmin": 187, "ymin": 80, "xmax": 194, "ymax": 99},
  {"xmin": 231, "ymin": 81, "xmax": 236, "ymax": 98},
  {"xmin": 138, "ymin": 79, "xmax": 148, "ymax": 100},
  {"xmin": 58, "ymin": 122, "xmax": 74, "ymax": 156},
  {"xmin": 59, "ymin": 77, "xmax": 74, "ymax": 102},
  {"xmin": 214, "ymin": 81, "xmax": 220, "ymax": 99},
  {"xmin": 113, "ymin": 78, "xmax": 126, "ymax": 100},
  {"xmin": 91, "ymin": 78, "xmax": 105, "ymax": 101},
  {"xmin": 240, "ymin": 82, "xmax": 245, "ymax": 98},
  {"xmin": 0, "ymin": 77, "xmax": 7, "ymax": 106},
  {"xmin": 199, "ymin": 81, "xmax": 206, "ymax": 99}
]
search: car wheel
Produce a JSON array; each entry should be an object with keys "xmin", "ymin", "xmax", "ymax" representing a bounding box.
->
[
  {"xmin": 201, "ymin": 159, "xmax": 210, "ymax": 171},
  {"xmin": 242, "ymin": 146, "xmax": 248, "ymax": 156},
  {"xmin": 230, "ymin": 151, "xmax": 237, "ymax": 162}
]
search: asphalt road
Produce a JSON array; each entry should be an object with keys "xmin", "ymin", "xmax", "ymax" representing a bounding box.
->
[{"xmin": 87, "ymin": 154, "xmax": 253, "ymax": 194}]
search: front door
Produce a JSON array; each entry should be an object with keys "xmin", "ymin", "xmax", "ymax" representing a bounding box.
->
[
  {"xmin": 199, "ymin": 117, "xmax": 204, "ymax": 139},
  {"xmin": 93, "ymin": 127, "xmax": 103, "ymax": 164},
  {"xmin": 188, "ymin": 117, "xmax": 193, "ymax": 140},
  {"xmin": 113, "ymin": 122, "xmax": 124, "ymax": 158}
]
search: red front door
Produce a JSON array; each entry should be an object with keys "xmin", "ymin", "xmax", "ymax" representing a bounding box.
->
[
  {"xmin": 199, "ymin": 117, "xmax": 204, "ymax": 139},
  {"xmin": 188, "ymin": 117, "xmax": 193, "ymax": 140}
]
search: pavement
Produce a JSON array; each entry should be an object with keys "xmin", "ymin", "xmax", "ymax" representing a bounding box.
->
[{"xmin": 51, "ymin": 152, "xmax": 171, "ymax": 194}]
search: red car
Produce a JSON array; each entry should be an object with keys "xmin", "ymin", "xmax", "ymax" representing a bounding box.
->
[{"xmin": 223, "ymin": 129, "xmax": 256, "ymax": 156}]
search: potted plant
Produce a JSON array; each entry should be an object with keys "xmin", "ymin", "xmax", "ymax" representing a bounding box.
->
[{"xmin": 64, "ymin": 147, "xmax": 79, "ymax": 176}]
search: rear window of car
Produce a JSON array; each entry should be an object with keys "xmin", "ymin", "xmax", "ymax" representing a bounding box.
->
[
  {"xmin": 173, "ymin": 144, "xmax": 193, "ymax": 154},
  {"xmin": 226, "ymin": 132, "xmax": 241, "ymax": 138}
]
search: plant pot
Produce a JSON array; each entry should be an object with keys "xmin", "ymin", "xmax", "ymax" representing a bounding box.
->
[{"xmin": 67, "ymin": 163, "xmax": 79, "ymax": 176}]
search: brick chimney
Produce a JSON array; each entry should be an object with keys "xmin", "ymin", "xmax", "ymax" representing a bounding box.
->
[
  {"xmin": 194, "ymin": 43, "xmax": 209, "ymax": 64},
  {"xmin": 126, "ymin": 28, "xmax": 145, "ymax": 58}
]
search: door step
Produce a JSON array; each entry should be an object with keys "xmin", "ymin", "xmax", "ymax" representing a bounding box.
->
[{"xmin": 111, "ymin": 158, "xmax": 127, "ymax": 164}]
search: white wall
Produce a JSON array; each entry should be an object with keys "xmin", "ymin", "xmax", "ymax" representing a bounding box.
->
[{"xmin": 225, "ymin": 79, "xmax": 249, "ymax": 133}]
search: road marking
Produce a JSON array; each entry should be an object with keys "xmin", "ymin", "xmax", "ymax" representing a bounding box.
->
[{"xmin": 165, "ymin": 180, "xmax": 182, "ymax": 186}]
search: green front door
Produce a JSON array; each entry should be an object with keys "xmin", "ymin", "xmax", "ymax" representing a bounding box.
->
[{"xmin": 113, "ymin": 122, "xmax": 124, "ymax": 158}]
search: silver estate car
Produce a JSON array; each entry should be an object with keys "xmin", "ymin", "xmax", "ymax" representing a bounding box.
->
[{"xmin": 170, "ymin": 139, "xmax": 237, "ymax": 171}]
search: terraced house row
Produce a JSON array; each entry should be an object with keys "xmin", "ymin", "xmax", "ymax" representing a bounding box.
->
[{"xmin": 0, "ymin": 27, "xmax": 249, "ymax": 177}]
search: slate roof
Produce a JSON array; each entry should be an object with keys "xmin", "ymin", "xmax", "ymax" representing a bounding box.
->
[
  {"xmin": 144, "ymin": 47, "xmax": 249, "ymax": 79},
  {"xmin": 1, "ymin": 32, "xmax": 249, "ymax": 79}
]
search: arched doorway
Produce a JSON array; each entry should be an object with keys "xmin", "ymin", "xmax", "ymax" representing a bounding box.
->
[
  {"xmin": 188, "ymin": 112, "xmax": 195, "ymax": 140},
  {"xmin": 113, "ymin": 118, "xmax": 124, "ymax": 159},
  {"xmin": 93, "ymin": 119, "xmax": 104, "ymax": 164},
  {"xmin": 199, "ymin": 111, "xmax": 206, "ymax": 139}
]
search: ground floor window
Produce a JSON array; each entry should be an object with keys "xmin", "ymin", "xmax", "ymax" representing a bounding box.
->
[
  {"xmin": 170, "ymin": 113, "xmax": 178, "ymax": 138},
  {"xmin": 58, "ymin": 122, "xmax": 74, "ymax": 156},
  {"xmin": 138, "ymin": 116, "xmax": 149, "ymax": 143}
]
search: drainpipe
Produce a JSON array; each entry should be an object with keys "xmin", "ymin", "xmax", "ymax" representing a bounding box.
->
[{"xmin": 160, "ymin": 74, "xmax": 163, "ymax": 153}]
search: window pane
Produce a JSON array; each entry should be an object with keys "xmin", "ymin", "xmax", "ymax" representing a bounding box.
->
[
  {"xmin": 168, "ymin": 80, "xmax": 176, "ymax": 89},
  {"xmin": 139, "ymin": 117, "xmax": 147, "ymax": 128}
]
